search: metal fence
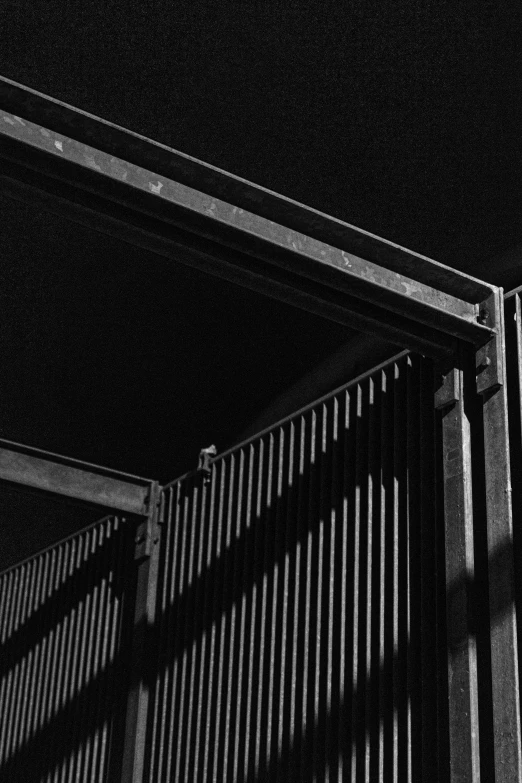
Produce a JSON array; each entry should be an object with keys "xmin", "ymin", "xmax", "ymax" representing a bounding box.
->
[
  {"xmin": 5, "ymin": 337, "xmax": 522, "ymax": 780},
  {"xmin": 145, "ymin": 353, "xmax": 445, "ymax": 782},
  {"xmin": 0, "ymin": 513, "xmax": 136, "ymax": 782}
]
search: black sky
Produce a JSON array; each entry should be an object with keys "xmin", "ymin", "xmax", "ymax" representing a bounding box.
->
[{"xmin": 2, "ymin": 2, "xmax": 522, "ymax": 282}]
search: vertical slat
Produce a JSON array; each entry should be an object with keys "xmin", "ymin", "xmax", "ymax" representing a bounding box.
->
[
  {"xmin": 267, "ymin": 429, "xmax": 286, "ymax": 780},
  {"xmin": 200, "ymin": 462, "xmax": 219, "ymax": 781},
  {"xmin": 178, "ymin": 477, "xmax": 200, "ymax": 783},
  {"xmin": 483, "ymin": 293, "xmax": 522, "ymax": 782},
  {"xmin": 401, "ymin": 357, "xmax": 412, "ymax": 783},
  {"xmin": 243, "ymin": 441, "xmax": 261, "ymax": 782},
  {"xmin": 279, "ymin": 422, "xmax": 296, "ymax": 782},
  {"xmin": 326, "ymin": 398, "xmax": 340, "ymax": 782},
  {"xmin": 172, "ymin": 478, "xmax": 193, "ymax": 783},
  {"xmin": 305, "ymin": 410, "xmax": 318, "ymax": 778},
  {"xmin": 256, "ymin": 433, "xmax": 274, "ymax": 779},
  {"xmin": 161, "ymin": 485, "xmax": 182, "ymax": 782},
  {"xmin": 316, "ymin": 402, "xmax": 330, "ymax": 782},
  {"xmin": 407, "ymin": 356, "xmax": 421, "ymax": 780},
  {"xmin": 351, "ymin": 382, "xmax": 365, "ymax": 781},
  {"xmin": 367, "ymin": 373, "xmax": 383, "ymax": 782},
  {"xmin": 439, "ymin": 362, "xmax": 481, "ymax": 782},
  {"xmin": 292, "ymin": 414, "xmax": 308, "ymax": 782},
  {"xmin": 339, "ymin": 386, "xmax": 354, "ymax": 783},
  {"xmin": 419, "ymin": 360, "xmax": 439, "ymax": 780},
  {"xmin": 378, "ymin": 366, "xmax": 390, "ymax": 782},
  {"xmin": 221, "ymin": 454, "xmax": 238, "ymax": 783},
  {"xmin": 229, "ymin": 447, "xmax": 248, "ymax": 783},
  {"xmin": 207, "ymin": 460, "xmax": 229, "ymax": 783}
]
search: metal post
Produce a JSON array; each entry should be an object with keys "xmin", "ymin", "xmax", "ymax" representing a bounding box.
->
[
  {"xmin": 120, "ymin": 481, "xmax": 162, "ymax": 783},
  {"xmin": 477, "ymin": 291, "xmax": 522, "ymax": 782},
  {"xmin": 436, "ymin": 360, "xmax": 481, "ymax": 782}
]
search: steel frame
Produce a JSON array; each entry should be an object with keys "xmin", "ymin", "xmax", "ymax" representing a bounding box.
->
[
  {"xmin": 0, "ymin": 438, "xmax": 154, "ymax": 515},
  {"xmin": 1, "ymin": 75, "xmax": 521, "ymax": 782}
]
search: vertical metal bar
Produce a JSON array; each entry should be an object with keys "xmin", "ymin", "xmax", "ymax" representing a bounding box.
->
[
  {"xmin": 222, "ymin": 454, "xmax": 238, "ymax": 783},
  {"xmin": 437, "ymin": 359, "xmax": 481, "ymax": 782},
  {"xmin": 480, "ymin": 296, "xmax": 522, "ymax": 782},
  {"xmin": 280, "ymin": 422, "xmax": 296, "ymax": 783},
  {"xmin": 304, "ymin": 410, "xmax": 318, "ymax": 779},
  {"xmin": 419, "ymin": 359, "xmax": 438, "ymax": 780},
  {"xmin": 170, "ymin": 480, "xmax": 191, "ymax": 782},
  {"xmin": 120, "ymin": 482, "xmax": 162, "ymax": 783},
  {"xmin": 313, "ymin": 405, "xmax": 326, "ymax": 782},
  {"xmin": 292, "ymin": 415, "xmax": 308, "ymax": 782},
  {"xmin": 202, "ymin": 462, "xmax": 221, "ymax": 782},
  {"xmin": 327, "ymin": 396, "xmax": 340, "ymax": 782},
  {"xmin": 163, "ymin": 484, "xmax": 183, "ymax": 783},
  {"xmin": 178, "ymin": 476, "xmax": 199, "ymax": 783},
  {"xmin": 243, "ymin": 441, "xmax": 261, "ymax": 782},
  {"xmin": 209, "ymin": 460, "xmax": 229, "ymax": 782},
  {"xmin": 403, "ymin": 356, "xmax": 413, "ymax": 783},
  {"xmin": 173, "ymin": 478, "xmax": 192, "ymax": 783},
  {"xmin": 230, "ymin": 447, "xmax": 247, "ymax": 783},
  {"xmin": 365, "ymin": 376, "xmax": 376, "ymax": 783},
  {"xmin": 149, "ymin": 488, "xmax": 173, "ymax": 783},
  {"xmin": 93, "ymin": 519, "xmax": 118, "ymax": 782},
  {"xmin": 378, "ymin": 366, "xmax": 390, "ymax": 782},
  {"xmin": 257, "ymin": 433, "xmax": 274, "ymax": 779},
  {"xmin": 268, "ymin": 428, "xmax": 286, "ymax": 779},
  {"xmin": 351, "ymin": 382, "xmax": 365, "ymax": 781}
]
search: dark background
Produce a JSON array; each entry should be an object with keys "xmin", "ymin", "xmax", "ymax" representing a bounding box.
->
[
  {"xmin": 1, "ymin": 2, "xmax": 522, "ymax": 563},
  {"xmin": 3, "ymin": 1, "xmax": 522, "ymax": 279}
]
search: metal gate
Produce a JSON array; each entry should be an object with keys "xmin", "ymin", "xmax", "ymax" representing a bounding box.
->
[{"xmin": 145, "ymin": 352, "xmax": 446, "ymax": 782}]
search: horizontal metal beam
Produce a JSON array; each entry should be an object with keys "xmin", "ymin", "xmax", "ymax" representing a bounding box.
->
[
  {"xmin": 0, "ymin": 171, "xmax": 465, "ymax": 358},
  {"xmin": 0, "ymin": 439, "xmax": 154, "ymax": 514},
  {"xmin": 0, "ymin": 75, "xmax": 493, "ymax": 304},
  {"xmin": 0, "ymin": 109, "xmax": 496, "ymax": 355}
]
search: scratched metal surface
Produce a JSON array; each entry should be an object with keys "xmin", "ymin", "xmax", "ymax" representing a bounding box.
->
[
  {"xmin": 0, "ymin": 108, "xmax": 488, "ymax": 335},
  {"xmin": 0, "ymin": 76, "xmax": 494, "ymax": 304}
]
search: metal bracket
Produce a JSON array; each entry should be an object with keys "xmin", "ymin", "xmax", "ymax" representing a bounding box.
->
[
  {"xmin": 435, "ymin": 364, "xmax": 460, "ymax": 410},
  {"xmin": 134, "ymin": 481, "xmax": 161, "ymax": 561},
  {"xmin": 197, "ymin": 444, "xmax": 217, "ymax": 485},
  {"xmin": 476, "ymin": 290, "xmax": 504, "ymax": 394}
]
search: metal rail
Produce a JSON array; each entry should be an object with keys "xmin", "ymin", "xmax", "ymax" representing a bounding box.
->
[
  {"xmin": 0, "ymin": 439, "xmax": 154, "ymax": 515},
  {"xmin": 0, "ymin": 94, "xmax": 498, "ymax": 359},
  {"xmin": 0, "ymin": 75, "xmax": 495, "ymax": 304}
]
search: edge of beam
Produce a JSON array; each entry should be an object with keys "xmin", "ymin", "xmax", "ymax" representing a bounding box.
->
[
  {"xmin": 0, "ymin": 75, "xmax": 494, "ymax": 304},
  {"xmin": 0, "ymin": 439, "xmax": 154, "ymax": 514}
]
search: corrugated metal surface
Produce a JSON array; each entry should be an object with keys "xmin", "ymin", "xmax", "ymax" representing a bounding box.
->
[
  {"xmin": 0, "ymin": 513, "xmax": 135, "ymax": 782},
  {"xmin": 146, "ymin": 353, "xmax": 443, "ymax": 782}
]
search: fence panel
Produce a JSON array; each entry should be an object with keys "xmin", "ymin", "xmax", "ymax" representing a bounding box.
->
[
  {"xmin": 146, "ymin": 353, "xmax": 443, "ymax": 782},
  {"xmin": 0, "ymin": 512, "xmax": 136, "ymax": 782}
]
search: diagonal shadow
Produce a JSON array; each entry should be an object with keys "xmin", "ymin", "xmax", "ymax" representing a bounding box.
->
[{"xmin": 1, "ymin": 357, "xmax": 521, "ymax": 781}]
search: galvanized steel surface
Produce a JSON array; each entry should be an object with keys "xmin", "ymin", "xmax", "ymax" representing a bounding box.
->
[
  {"xmin": 146, "ymin": 354, "xmax": 441, "ymax": 781},
  {"xmin": 0, "ymin": 514, "xmax": 135, "ymax": 782}
]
